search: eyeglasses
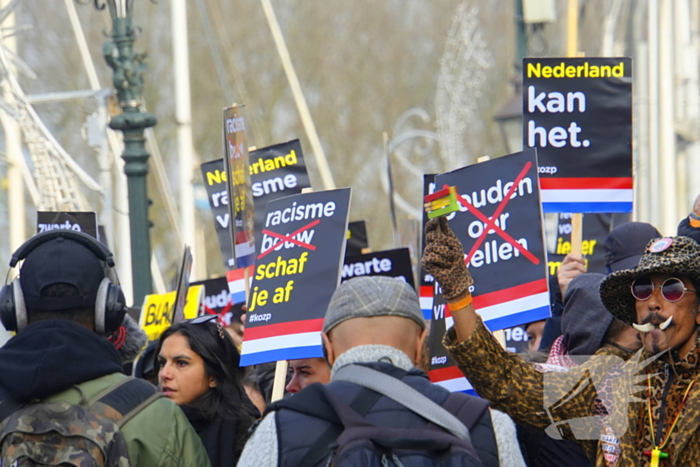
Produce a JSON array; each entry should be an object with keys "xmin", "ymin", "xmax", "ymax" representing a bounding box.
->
[
  {"xmin": 189, "ymin": 315, "xmax": 218, "ymax": 324},
  {"xmin": 630, "ymin": 277, "xmax": 696, "ymax": 303},
  {"xmin": 188, "ymin": 314, "xmax": 226, "ymax": 339}
]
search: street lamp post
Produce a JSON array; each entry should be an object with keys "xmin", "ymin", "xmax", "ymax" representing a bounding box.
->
[{"xmin": 88, "ymin": 0, "xmax": 156, "ymax": 305}]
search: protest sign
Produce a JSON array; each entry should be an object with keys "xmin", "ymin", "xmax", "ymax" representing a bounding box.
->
[
  {"xmin": 139, "ymin": 285, "xmax": 204, "ymax": 342},
  {"xmin": 201, "ymin": 159, "xmax": 235, "ymax": 269},
  {"xmin": 226, "ymin": 265, "xmax": 253, "ymax": 306},
  {"xmin": 201, "ymin": 140, "xmax": 311, "ymax": 268},
  {"xmin": 419, "ymin": 175, "xmax": 437, "ymax": 319},
  {"xmin": 503, "ymin": 325, "xmax": 530, "ymax": 353},
  {"xmin": 345, "ymin": 220, "xmax": 369, "ymax": 257},
  {"xmin": 428, "ymin": 285, "xmax": 474, "ymax": 395},
  {"xmin": 223, "ymin": 105, "xmax": 256, "ymax": 268},
  {"xmin": 549, "ymin": 212, "xmax": 611, "ymax": 275},
  {"xmin": 172, "ymin": 246, "xmax": 192, "ymax": 324},
  {"xmin": 436, "ymin": 149, "xmax": 550, "ymax": 330},
  {"xmin": 251, "ymin": 140, "xmax": 311, "ymax": 234},
  {"xmin": 37, "ymin": 212, "xmax": 98, "ymax": 239},
  {"xmin": 190, "ymin": 276, "xmax": 245, "ymax": 325},
  {"xmin": 342, "ymin": 248, "xmax": 415, "ymax": 289},
  {"xmin": 240, "ymin": 188, "xmax": 351, "ymax": 366},
  {"xmin": 523, "ymin": 57, "xmax": 632, "ymax": 213}
]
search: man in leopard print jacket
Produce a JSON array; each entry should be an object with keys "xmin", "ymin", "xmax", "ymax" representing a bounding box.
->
[{"xmin": 422, "ymin": 217, "xmax": 700, "ymax": 467}]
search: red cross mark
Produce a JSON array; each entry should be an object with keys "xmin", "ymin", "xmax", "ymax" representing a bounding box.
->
[
  {"xmin": 226, "ymin": 137, "xmax": 244, "ymax": 159},
  {"xmin": 448, "ymin": 161, "xmax": 540, "ymax": 266},
  {"xmin": 257, "ymin": 219, "xmax": 320, "ymax": 260}
]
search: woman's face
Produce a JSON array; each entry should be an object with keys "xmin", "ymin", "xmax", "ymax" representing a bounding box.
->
[{"xmin": 158, "ymin": 333, "xmax": 215, "ymax": 406}]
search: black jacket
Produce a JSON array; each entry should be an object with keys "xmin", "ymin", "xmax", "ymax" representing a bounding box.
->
[
  {"xmin": 0, "ymin": 319, "xmax": 123, "ymax": 402},
  {"xmin": 268, "ymin": 362, "xmax": 499, "ymax": 467}
]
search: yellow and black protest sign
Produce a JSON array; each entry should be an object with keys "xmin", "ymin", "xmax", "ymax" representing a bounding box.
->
[{"xmin": 139, "ymin": 285, "xmax": 205, "ymax": 342}]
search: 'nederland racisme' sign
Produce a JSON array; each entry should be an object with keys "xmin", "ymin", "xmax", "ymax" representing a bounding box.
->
[{"xmin": 523, "ymin": 57, "xmax": 633, "ymax": 213}]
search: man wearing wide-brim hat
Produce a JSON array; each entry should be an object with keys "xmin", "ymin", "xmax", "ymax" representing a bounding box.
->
[{"xmin": 422, "ymin": 215, "xmax": 700, "ymax": 466}]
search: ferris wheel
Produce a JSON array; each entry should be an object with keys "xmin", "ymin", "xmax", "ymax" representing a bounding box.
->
[{"xmin": 0, "ymin": 0, "xmax": 101, "ymax": 212}]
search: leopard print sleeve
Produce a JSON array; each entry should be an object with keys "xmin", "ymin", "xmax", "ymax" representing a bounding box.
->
[{"xmin": 443, "ymin": 316, "xmax": 599, "ymax": 435}]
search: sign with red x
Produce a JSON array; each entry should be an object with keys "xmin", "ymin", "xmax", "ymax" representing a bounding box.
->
[
  {"xmin": 223, "ymin": 104, "xmax": 256, "ymax": 269},
  {"xmin": 435, "ymin": 149, "xmax": 550, "ymax": 331},
  {"xmin": 240, "ymin": 188, "xmax": 351, "ymax": 366}
]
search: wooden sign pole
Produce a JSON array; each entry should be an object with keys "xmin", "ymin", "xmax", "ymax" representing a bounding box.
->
[{"xmin": 567, "ymin": 3, "xmax": 585, "ymax": 262}]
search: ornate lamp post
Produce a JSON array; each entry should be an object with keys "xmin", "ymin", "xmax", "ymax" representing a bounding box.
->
[{"xmin": 87, "ymin": 0, "xmax": 156, "ymax": 305}]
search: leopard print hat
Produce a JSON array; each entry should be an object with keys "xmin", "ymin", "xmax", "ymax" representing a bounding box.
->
[{"xmin": 599, "ymin": 236, "xmax": 700, "ymax": 325}]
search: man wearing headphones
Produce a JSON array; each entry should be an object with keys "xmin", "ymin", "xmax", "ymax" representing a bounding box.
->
[{"xmin": 0, "ymin": 231, "xmax": 211, "ymax": 466}]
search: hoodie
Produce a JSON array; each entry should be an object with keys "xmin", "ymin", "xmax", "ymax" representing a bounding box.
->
[{"xmin": 0, "ymin": 319, "xmax": 123, "ymax": 402}]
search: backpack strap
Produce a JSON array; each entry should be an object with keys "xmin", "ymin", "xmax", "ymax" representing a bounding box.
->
[
  {"xmin": 88, "ymin": 377, "xmax": 163, "ymax": 428},
  {"xmin": 267, "ymin": 366, "xmax": 409, "ymax": 467},
  {"xmin": 298, "ymin": 384, "xmax": 389, "ymax": 467},
  {"xmin": 334, "ymin": 364, "xmax": 471, "ymax": 442}
]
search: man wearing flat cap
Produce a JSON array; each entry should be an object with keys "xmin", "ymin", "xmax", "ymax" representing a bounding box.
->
[
  {"xmin": 422, "ymin": 216, "xmax": 700, "ymax": 466},
  {"xmin": 238, "ymin": 275, "xmax": 526, "ymax": 466}
]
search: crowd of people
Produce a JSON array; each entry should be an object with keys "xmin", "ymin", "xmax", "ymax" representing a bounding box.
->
[{"xmin": 1, "ymin": 197, "xmax": 700, "ymax": 466}]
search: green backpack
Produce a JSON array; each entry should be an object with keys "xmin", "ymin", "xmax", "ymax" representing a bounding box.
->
[{"xmin": 0, "ymin": 377, "xmax": 161, "ymax": 467}]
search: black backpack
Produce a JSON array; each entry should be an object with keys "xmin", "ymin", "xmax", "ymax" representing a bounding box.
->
[{"xmin": 268, "ymin": 365, "xmax": 493, "ymax": 467}]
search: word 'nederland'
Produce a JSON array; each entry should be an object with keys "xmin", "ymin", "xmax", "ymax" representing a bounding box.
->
[
  {"xmin": 260, "ymin": 201, "xmax": 335, "ymax": 253},
  {"xmin": 452, "ymin": 176, "xmax": 534, "ymax": 268},
  {"xmin": 527, "ymin": 61, "xmax": 625, "ymax": 79},
  {"xmin": 206, "ymin": 150, "xmax": 301, "ymax": 198}
]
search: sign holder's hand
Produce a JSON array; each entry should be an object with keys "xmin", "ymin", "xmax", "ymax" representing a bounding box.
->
[
  {"xmin": 557, "ymin": 253, "xmax": 587, "ymax": 297},
  {"xmin": 421, "ymin": 217, "xmax": 478, "ymax": 342}
]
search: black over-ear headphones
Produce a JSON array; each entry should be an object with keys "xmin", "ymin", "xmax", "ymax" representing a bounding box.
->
[{"xmin": 0, "ymin": 230, "xmax": 126, "ymax": 335}]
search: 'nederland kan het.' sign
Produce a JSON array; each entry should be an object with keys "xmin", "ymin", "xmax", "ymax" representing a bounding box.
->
[{"xmin": 523, "ymin": 57, "xmax": 632, "ymax": 213}]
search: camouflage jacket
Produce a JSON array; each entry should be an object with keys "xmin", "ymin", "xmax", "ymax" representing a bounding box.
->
[
  {"xmin": 43, "ymin": 373, "xmax": 211, "ymax": 467},
  {"xmin": 444, "ymin": 316, "xmax": 700, "ymax": 467}
]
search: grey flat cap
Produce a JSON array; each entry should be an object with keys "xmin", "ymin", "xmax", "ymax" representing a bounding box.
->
[{"xmin": 323, "ymin": 276, "xmax": 426, "ymax": 334}]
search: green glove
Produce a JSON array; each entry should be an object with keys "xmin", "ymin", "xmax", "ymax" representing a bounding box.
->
[{"xmin": 421, "ymin": 216, "xmax": 474, "ymax": 301}]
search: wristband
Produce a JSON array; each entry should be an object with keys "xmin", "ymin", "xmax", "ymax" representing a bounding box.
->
[
  {"xmin": 449, "ymin": 293, "xmax": 473, "ymax": 311},
  {"xmin": 689, "ymin": 212, "xmax": 700, "ymax": 228}
]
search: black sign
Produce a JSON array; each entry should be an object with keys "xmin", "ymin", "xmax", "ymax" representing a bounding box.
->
[
  {"xmin": 37, "ymin": 211, "xmax": 98, "ymax": 239},
  {"xmin": 201, "ymin": 159, "xmax": 235, "ymax": 269},
  {"xmin": 173, "ymin": 246, "xmax": 193, "ymax": 324},
  {"xmin": 240, "ymin": 188, "xmax": 351, "ymax": 366},
  {"xmin": 435, "ymin": 150, "xmax": 550, "ymax": 330},
  {"xmin": 190, "ymin": 276, "xmax": 245, "ymax": 325},
  {"xmin": 345, "ymin": 221, "xmax": 369, "ymax": 257},
  {"xmin": 223, "ymin": 105, "xmax": 255, "ymax": 268},
  {"xmin": 250, "ymin": 140, "xmax": 311, "ymax": 235},
  {"xmin": 523, "ymin": 57, "xmax": 632, "ymax": 179},
  {"xmin": 427, "ymin": 284, "xmax": 474, "ymax": 393},
  {"xmin": 418, "ymin": 175, "xmax": 437, "ymax": 320},
  {"xmin": 342, "ymin": 248, "xmax": 415, "ymax": 289},
  {"xmin": 551, "ymin": 212, "xmax": 612, "ymax": 275}
]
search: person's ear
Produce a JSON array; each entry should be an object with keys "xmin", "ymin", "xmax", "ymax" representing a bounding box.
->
[
  {"xmin": 322, "ymin": 332, "xmax": 335, "ymax": 366},
  {"xmin": 414, "ymin": 328, "xmax": 428, "ymax": 365},
  {"xmin": 209, "ymin": 376, "xmax": 217, "ymax": 388}
]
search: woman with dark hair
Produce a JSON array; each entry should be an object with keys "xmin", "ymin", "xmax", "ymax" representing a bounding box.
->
[{"xmin": 157, "ymin": 316, "xmax": 255, "ymax": 467}]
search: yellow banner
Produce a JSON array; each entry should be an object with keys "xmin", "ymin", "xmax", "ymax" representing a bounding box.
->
[{"xmin": 139, "ymin": 285, "xmax": 204, "ymax": 342}]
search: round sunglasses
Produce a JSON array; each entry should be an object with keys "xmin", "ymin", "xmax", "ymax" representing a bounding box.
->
[{"xmin": 630, "ymin": 277, "xmax": 697, "ymax": 302}]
